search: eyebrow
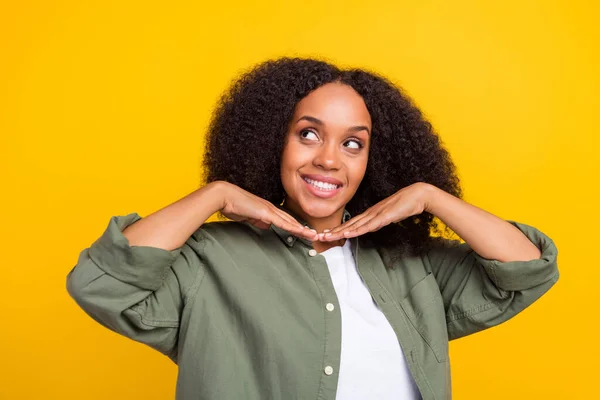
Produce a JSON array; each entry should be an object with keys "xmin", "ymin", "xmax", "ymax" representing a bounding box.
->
[{"xmin": 296, "ymin": 115, "xmax": 370, "ymax": 135}]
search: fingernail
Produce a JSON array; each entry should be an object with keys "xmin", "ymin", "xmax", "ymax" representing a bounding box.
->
[{"xmin": 323, "ymin": 229, "xmax": 330, "ymax": 233}]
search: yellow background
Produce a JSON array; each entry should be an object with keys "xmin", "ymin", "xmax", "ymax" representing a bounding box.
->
[{"xmin": 1, "ymin": 0, "xmax": 598, "ymax": 399}]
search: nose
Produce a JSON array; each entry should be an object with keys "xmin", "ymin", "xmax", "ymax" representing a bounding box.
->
[{"xmin": 313, "ymin": 141, "xmax": 341, "ymax": 170}]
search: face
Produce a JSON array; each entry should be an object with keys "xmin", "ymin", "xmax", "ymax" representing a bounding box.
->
[{"xmin": 280, "ymin": 82, "xmax": 371, "ymax": 222}]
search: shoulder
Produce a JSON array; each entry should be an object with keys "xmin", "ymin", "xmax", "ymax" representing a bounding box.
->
[
  {"xmin": 184, "ymin": 221, "xmax": 287, "ymax": 270},
  {"xmin": 189, "ymin": 220, "xmax": 276, "ymax": 246}
]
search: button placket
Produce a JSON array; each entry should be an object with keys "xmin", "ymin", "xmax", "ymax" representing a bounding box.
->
[{"xmin": 305, "ymin": 246, "xmax": 341, "ymax": 396}]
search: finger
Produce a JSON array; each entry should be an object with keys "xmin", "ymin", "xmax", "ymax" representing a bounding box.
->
[
  {"xmin": 327, "ymin": 210, "xmax": 372, "ymax": 234},
  {"xmin": 343, "ymin": 216, "xmax": 388, "ymax": 238},
  {"xmin": 329, "ymin": 215, "xmax": 389, "ymax": 241},
  {"xmin": 326, "ymin": 216, "xmax": 362, "ymax": 234},
  {"xmin": 344, "ymin": 213, "xmax": 379, "ymax": 234},
  {"xmin": 323, "ymin": 212, "xmax": 389, "ymax": 241},
  {"xmin": 275, "ymin": 207, "xmax": 320, "ymax": 235},
  {"xmin": 245, "ymin": 193, "xmax": 305, "ymax": 230},
  {"xmin": 268, "ymin": 213, "xmax": 318, "ymax": 241},
  {"xmin": 271, "ymin": 207, "xmax": 308, "ymax": 231},
  {"xmin": 320, "ymin": 218, "xmax": 371, "ymax": 241},
  {"xmin": 270, "ymin": 208, "xmax": 318, "ymax": 240},
  {"xmin": 263, "ymin": 203, "xmax": 302, "ymax": 227},
  {"xmin": 321, "ymin": 209, "xmax": 376, "ymax": 240}
]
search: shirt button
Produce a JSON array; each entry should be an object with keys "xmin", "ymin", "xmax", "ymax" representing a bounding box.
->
[
  {"xmin": 325, "ymin": 303, "xmax": 335, "ymax": 312},
  {"xmin": 308, "ymin": 249, "xmax": 318, "ymax": 257},
  {"xmin": 286, "ymin": 236, "xmax": 293, "ymax": 243},
  {"xmin": 324, "ymin": 366, "xmax": 334, "ymax": 375}
]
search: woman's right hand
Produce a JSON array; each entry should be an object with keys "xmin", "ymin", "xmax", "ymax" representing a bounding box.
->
[{"xmin": 214, "ymin": 181, "xmax": 318, "ymax": 241}]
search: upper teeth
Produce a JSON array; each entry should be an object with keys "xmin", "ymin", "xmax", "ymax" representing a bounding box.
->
[{"xmin": 304, "ymin": 178, "xmax": 339, "ymax": 191}]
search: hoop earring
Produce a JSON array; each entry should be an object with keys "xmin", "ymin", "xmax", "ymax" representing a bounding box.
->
[{"xmin": 280, "ymin": 195, "xmax": 286, "ymax": 206}]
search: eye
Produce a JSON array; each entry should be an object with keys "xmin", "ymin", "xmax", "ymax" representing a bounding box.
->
[
  {"xmin": 344, "ymin": 139, "xmax": 363, "ymax": 149},
  {"xmin": 300, "ymin": 129, "xmax": 319, "ymax": 141}
]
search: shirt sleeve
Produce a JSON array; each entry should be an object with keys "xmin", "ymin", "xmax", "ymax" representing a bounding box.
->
[
  {"xmin": 423, "ymin": 221, "xmax": 559, "ymax": 341},
  {"xmin": 66, "ymin": 213, "xmax": 206, "ymax": 362}
]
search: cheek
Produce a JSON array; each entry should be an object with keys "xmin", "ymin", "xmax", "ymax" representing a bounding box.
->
[
  {"xmin": 280, "ymin": 143, "xmax": 303, "ymax": 186},
  {"xmin": 282, "ymin": 142, "xmax": 312, "ymax": 171},
  {"xmin": 280, "ymin": 143, "xmax": 297, "ymax": 173},
  {"xmin": 348, "ymin": 156, "xmax": 369, "ymax": 187}
]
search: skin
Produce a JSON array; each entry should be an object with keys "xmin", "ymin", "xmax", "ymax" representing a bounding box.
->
[
  {"xmin": 280, "ymin": 82, "xmax": 371, "ymax": 252},
  {"xmin": 124, "ymin": 81, "xmax": 541, "ymax": 262},
  {"xmin": 278, "ymin": 82, "xmax": 541, "ymax": 260}
]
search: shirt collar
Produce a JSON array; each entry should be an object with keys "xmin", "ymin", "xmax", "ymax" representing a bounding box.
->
[{"xmin": 270, "ymin": 205, "xmax": 352, "ymax": 247}]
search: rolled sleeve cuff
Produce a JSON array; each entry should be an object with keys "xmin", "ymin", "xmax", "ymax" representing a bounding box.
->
[
  {"xmin": 473, "ymin": 221, "xmax": 559, "ymax": 292},
  {"xmin": 88, "ymin": 213, "xmax": 183, "ymax": 291}
]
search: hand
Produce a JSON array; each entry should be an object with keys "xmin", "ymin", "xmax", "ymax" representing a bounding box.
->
[
  {"xmin": 215, "ymin": 181, "xmax": 319, "ymax": 241},
  {"xmin": 318, "ymin": 182, "xmax": 433, "ymax": 241}
]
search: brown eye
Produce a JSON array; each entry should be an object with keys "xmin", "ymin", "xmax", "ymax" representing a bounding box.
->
[
  {"xmin": 300, "ymin": 129, "xmax": 318, "ymax": 141},
  {"xmin": 344, "ymin": 139, "xmax": 362, "ymax": 149}
]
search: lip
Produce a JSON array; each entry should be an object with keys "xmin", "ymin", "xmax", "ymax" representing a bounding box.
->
[
  {"xmin": 301, "ymin": 174, "xmax": 343, "ymax": 186},
  {"xmin": 301, "ymin": 174, "xmax": 343, "ymax": 199}
]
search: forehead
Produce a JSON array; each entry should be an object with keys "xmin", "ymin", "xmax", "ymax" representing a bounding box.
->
[{"xmin": 293, "ymin": 83, "xmax": 372, "ymax": 127}]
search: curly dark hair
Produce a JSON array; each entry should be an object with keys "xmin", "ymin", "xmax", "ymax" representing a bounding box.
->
[{"xmin": 203, "ymin": 57, "xmax": 462, "ymax": 257}]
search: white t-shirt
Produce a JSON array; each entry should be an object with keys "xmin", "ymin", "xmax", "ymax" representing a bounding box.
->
[{"xmin": 320, "ymin": 240, "xmax": 420, "ymax": 400}]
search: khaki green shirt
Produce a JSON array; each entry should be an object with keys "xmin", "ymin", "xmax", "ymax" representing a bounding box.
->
[{"xmin": 67, "ymin": 211, "xmax": 558, "ymax": 400}]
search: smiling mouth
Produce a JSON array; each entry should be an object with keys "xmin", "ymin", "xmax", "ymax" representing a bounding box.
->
[{"xmin": 302, "ymin": 177, "xmax": 342, "ymax": 191}]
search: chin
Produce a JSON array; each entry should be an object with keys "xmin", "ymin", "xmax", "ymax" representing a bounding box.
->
[{"xmin": 298, "ymin": 199, "xmax": 342, "ymax": 219}]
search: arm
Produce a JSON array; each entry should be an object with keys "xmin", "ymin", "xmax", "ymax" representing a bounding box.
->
[
  {"xmin": 322, "ymin": 182, "xmax": 559, "ymax": 340},
  {"xmin": 66, "ymin": 183, "xmax": 225, "ymax": 361},
  {"xmin": 423, "ymin": 184, "xmax": 541, "ymax": 262},
  {"xmin": 120, "ymin": 182, "xmax": 224, "ymax": 251},
  {"xmin": 422, "ymin": 185, "xmax": 559, "ymax": 339},
  {"xmin": 66, "ymin": 181, "xmax": 315, "ymax": 360}
]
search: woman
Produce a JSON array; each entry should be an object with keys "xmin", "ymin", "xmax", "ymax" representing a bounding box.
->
[{"xmin": 67, "ymin": 58, "xmax": 559, "ymax": 400}]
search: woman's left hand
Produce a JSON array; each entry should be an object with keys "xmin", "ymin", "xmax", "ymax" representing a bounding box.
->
[{"xmin": 318, "ymin": 182, "xmax": 434, "ymax": 241}]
